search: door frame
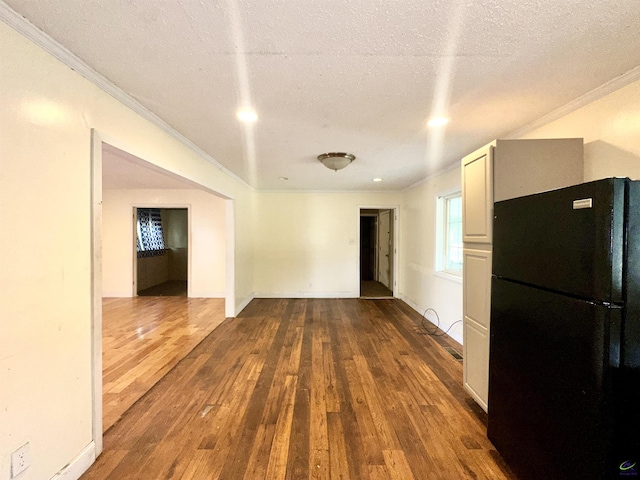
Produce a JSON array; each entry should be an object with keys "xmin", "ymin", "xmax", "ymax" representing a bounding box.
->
[
  {"xmin": 377, "ymin": 209, "xmax": 391, "ymax": 288},
  {"xmin": 357, "ymin": 205, "xmax": 399, "ymax": 297},
  {"xmin": 132, "ymin": 205, "xmax": 191, "ymax": 297},
  {"xmin": 90, "ymin": 129, "xmax": 236, "ymax": 456}
]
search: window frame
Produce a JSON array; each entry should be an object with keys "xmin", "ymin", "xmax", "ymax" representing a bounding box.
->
[
  {"xmin": 136, "ymin": 207, "xmax": 167, "ymax": 257},
  {"xmin": 435, "ymin": 189, "xmax": 463, "ymax": 279}
]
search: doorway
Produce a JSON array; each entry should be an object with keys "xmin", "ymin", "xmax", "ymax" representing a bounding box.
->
[
  {"xmin": 92, "ymin": 131, "xmax": 237, "ymax": 455},
  {"xmin": 135, "ymin": 207, "xmax": 188, "ymax": 296},
  {"xmin": 360, "ymin": 208, "xmax": 395, "ymax": 298}
]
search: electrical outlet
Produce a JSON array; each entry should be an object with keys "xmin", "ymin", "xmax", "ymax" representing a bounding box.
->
[{"xmin": 11, "ymin": 443, "xmax": 31, "ymax": 478}]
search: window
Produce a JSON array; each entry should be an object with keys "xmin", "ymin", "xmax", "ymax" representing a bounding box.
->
[
  {"xmin": 436, "ymin": 191, "xmax": 463, "ymax": 276},
  {"xmin": 136, "ymin": 208, "xmax": 166, "ymax": 257}
]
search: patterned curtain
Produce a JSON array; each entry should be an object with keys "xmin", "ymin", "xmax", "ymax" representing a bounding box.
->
[{"xmin": 137, "ymin": 208, "xmax": 166, "ymax": 257}]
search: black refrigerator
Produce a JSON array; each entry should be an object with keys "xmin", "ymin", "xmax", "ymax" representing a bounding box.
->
[{"xmin": 488, "ymin": 178, "xmax": 640, "ymax": 480}]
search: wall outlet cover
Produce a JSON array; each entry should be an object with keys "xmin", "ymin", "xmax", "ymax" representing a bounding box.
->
[{"xmin": 11, "ymin": 443, "xmax": 31, "ymax": 478}]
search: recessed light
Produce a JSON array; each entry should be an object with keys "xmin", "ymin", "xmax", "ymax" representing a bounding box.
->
[
  {"xmin": 236, "ymin": 108, "xmax": 258, "ymax": 123},
  {"xmin": 427, "ymin": 116, "xmax": 449, "ymax": 127},
  {"xmin": 373, "ymin": 178, "xmax": 383, "ymax": 182}
]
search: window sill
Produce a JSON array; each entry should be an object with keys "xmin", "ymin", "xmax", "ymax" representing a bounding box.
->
[{"xmin": 435, "ymin": 271, "xmax": 463, "ymax": 283}]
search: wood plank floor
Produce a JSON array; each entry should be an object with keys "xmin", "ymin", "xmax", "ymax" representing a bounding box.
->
[
  {"xmin": 360, "ymin": 281, "xmax": 393, "ymax": 298},
  {"xmin": 87, "ymin": 298, "xmax": 515, "ymax": 480},
  {"xmin": 102, "ymin": 297, "xmax": 226, "ymax": 431}
]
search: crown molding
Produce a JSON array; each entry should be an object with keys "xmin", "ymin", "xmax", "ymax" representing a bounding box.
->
[
  {"xmin": 0, "ymin": 2, "xmax": 253, "ymax": 191},
  {"xmin": 402, "ymin": 161, "xmax": 460, "ymax": 192},
  {"xmin": 506, "ymin": 64, "xmax": 640, "ymax": 139}
]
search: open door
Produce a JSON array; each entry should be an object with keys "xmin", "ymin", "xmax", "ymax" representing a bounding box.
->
[
  {"xmin": 360, "ymin": 208, "xmax": 395, "ymax": 298},
  {"xmin": 378, "ymin": 210, "xmax": 391, "ymax": 289}
]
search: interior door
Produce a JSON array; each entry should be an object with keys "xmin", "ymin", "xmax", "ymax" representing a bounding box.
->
[{"xmin": 378, "ymin": 210, "xmax": 391, "ymax": 288}]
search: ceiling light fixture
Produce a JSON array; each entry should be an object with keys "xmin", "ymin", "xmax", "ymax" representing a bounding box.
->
[
  {"xmin": 236, "ymin": 108, "xmax": 258, "ymax": 123},
  {"xmin": 317, "ymin": 152, "xmax": 355, "ymax": 171},
  {"xmin": 373, "ymin": 178, "xmax": 383, "ymax": 182},
  {"xmin": 427, "ymin": 116, "xmax": 449, "ymax": 127}
]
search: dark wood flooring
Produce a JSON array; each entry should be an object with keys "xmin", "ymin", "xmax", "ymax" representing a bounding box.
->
[
  {"xmin": 83, "ymin": 298, "xmax": 514, "ymax": 480},
  {"xmin": 360, "ymin": 280, "xmax": 393, "ymax": 298},
  {"xmin": 137, "ymin": 280, "xmax": 188, "ymax": 296}
]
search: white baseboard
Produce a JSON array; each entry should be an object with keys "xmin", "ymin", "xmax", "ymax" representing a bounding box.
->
[
  {"xmin": 399, "ymin": 295, "xmax": 429, "ymax": 320},
  {"xmin": 235, "ymin": 292, "xmax": 256, "ymax": 316},
  {"xmin": 101, "ymin": 291, "xmax": 132, "ymax": 298},
  {"xmin": 50, "ymin": 442, "xmax": 96, "ymax": 480},
  {"xmin": 188, "ymin": 291, "xmax": 225, "ymax": 298},
  {"xmin": 253, "ymin": 291, "xmax": 359, "ymax": 299},
  {"xmin": 400, "ymin": 294, "xmax": 463, "ymax": 345}
]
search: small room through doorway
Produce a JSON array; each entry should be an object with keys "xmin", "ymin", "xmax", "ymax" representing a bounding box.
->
[
  {"xmin": 360, "ymin": 208, "xmax": 394, "ymax": 298},
  {"xmin": 135, "ymin": 207, "xmax": 188, "ymax": 296}
]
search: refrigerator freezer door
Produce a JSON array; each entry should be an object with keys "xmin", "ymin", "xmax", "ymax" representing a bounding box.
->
[
  {"xmin": 488, "ymin": 278, "xmax": 620, "ymax": 480},
  {"xmin": 492, "ymin": 177, "xmax": 626, "ymax": 303}
]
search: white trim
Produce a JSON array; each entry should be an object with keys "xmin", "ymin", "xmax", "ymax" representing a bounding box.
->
[
  {"xmin": 400, "ymin": 294, "xmax": 463, "ymax": 345},
  {"xmin": 434, "ymin": 271, "xmax": 463, "ymax": 284},
  {"xmin": 259, "ymin": 188, "xmax": 404, "ymax": 194},
  {"xmin": 435, "ymin": 189, "xmax": 463, "ymax": 277},
  {"xmin": 399, "ymin": 295, "xmax": 426, "ymax": 319},
  {"xmin": 132, "ymin": 207, "xmax": 138, "ymax": 295},
  {"xmin": 506, "ymin": 64, "xmax": 640, "ymax": 139},
  {"xmin": 235, "ymin": 292, "xmax": 255, "ymax": 316},
  {"xmin": 225, "ymin": 199, "xmax": 236, "ymax": 318},
  {"xmin": 464, "ymin": 384, "xmax": 489, "ymax": 413},
  {"xmin": 254, "ymin": 292, "xmax": 360, "ymax": 299},
  {"xmin": 90, "ymin": 130, "xmax": 103, "ymax": 456},
  {"xmin": 357, "ymin": 204, "xmax": 402, "ymax": 210},
  {"xmin": 90, "ymin": 131, "xmax": 238, "ymax": 467},
  {"xmin": 402, "ymin": 162, "xmax": 460, "ymax": 192},
  {"xmin": 357, "ymin": 204, "xmax": 401, "ymax": 298},
  {"xmin": 5, "ymin": 2, "xmax": 640, "ymax": 196},
  {"xmin": 131, "ymin": 203, "xmax": 191, "ymax": 297},
  {"xmin": 0, "ymin": 2, "xmax": 251, "ymax": 192},
  {"xmin": 189, "ymin": 291, "xmax": 226, "ymax": 298},
  {"xmin": 50, "ymin": 442, "xmax": 96, "ymax": 480}
]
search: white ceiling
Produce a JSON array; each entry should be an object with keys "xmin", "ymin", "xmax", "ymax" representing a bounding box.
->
[
  {"xmin": 6, "ymin": 0, "xmax": 640, "ymax": 191},
  {"xmin": 101, "ymin": 143, "xmax": 208, "ymax": 190}
]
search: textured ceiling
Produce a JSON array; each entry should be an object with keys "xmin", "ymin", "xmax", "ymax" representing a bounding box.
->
[
  {"xmin": 102, "ymin": 143, "xmax": 205, "ymax": 191},
  {"xmin": 6, "ymin": 0, "xmax": 640, "ymax": 191}
]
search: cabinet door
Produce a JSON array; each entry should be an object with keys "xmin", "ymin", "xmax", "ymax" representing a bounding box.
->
[
  {"xmin": 463, "ymin": 248, "xmax": 492, "ymax": 411},
  {"xmin": 462, "ymin": 144, "xmax": 494, "ymax": 244}
]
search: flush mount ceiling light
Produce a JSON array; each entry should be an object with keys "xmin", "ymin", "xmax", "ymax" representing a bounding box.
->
[{"xmin": 317, "ymin": 152, "xmax": 355, "ymax": 171}]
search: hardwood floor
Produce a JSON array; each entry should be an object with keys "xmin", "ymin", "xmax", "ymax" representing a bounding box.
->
[
  {"xmin": 87, "ymin": 298, "xmax": 515, "ymax": 480},
  {"xmin": 102, "ymin": 297, "xmax": 226, "ymax": 431},
  {"xmin": 360, "ymin": 280, "xmax": 393, "ymax": 298},
  {"xmin": 137, "ymin": 280, "xmax": 188, "ymax": 297}
]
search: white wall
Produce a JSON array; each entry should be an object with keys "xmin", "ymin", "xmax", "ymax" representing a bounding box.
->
[
  {"xmin": 254, "ymin": 192, "xmax": 401, "ymax": 297},
  {"xmin": 0, "ymin": 19, "xmax": 253, "ymax": 480},
  {"xmin": 400, "ymin": 167, "xmax": 463, "ymax": 344},
  {"xmin": 102, "ymin": 189, "xmax": 226, "ymax": 298},
  {"xmin": 519, "ymin": 76, "xmax": 640, "ymax": 181},
  {"xmin": 4, "ymin": 5, "xmax": 640, "ymax": 479}
]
